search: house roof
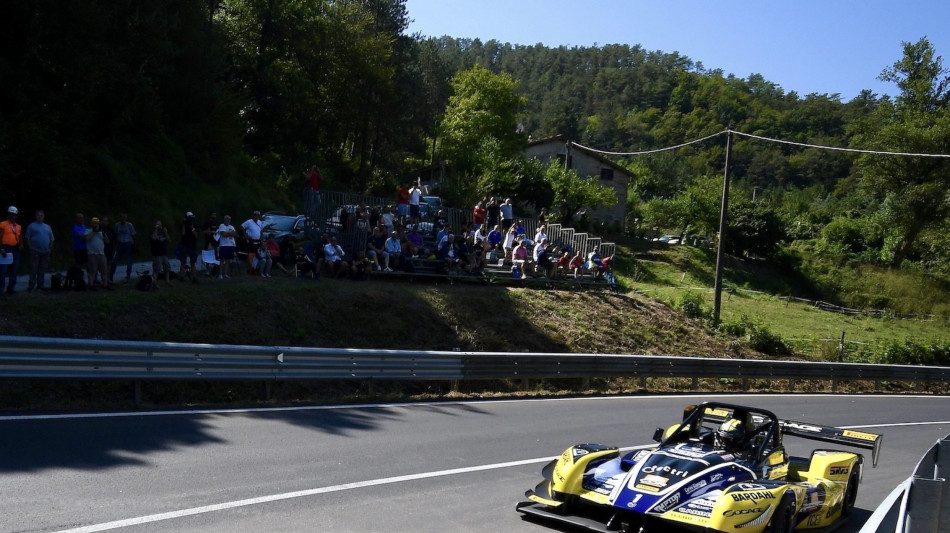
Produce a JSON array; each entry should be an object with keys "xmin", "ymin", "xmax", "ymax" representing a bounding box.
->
[{"xmin": 527, "ymin": 135, "xmax": 632, "ymax": 179}]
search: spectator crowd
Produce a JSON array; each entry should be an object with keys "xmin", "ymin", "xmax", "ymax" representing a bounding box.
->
[{"xmin": 0, "ymin": 185, "xmax": 612, "ymax": 294}]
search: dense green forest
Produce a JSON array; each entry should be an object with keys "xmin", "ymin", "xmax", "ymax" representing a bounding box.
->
[{"xmin": 2, "ymin": 0, "xmax": 949, "ymax": 276}]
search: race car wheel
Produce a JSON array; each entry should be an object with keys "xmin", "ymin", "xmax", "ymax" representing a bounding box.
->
[
  {"xmin": 765, "ymin": 494, "xmax": 795, "ymax": 533},
  {"xmin": 842, "ymin": 468, "xmax": 859, "ymax": 517}
]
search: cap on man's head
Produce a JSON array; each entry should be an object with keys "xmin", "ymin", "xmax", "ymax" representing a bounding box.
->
[
  {"xmin": 7, "ymin": 206, "xmax": 17, "ymax": 215},
  {"xmin": 186, "ymin": 211, "xmax": 195, "ymax": 218},
  {"xmin": 253, "ymin": 210, "xmax": 261, "ymax": 215},
  {"xmin": 91, "ymin": 217, "xmax": 100, "ymax": 224}
]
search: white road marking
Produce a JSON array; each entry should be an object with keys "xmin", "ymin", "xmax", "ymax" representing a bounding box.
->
[{"xmin": 54, "ymin": 445, "xmax": 656, "ymax": 532}]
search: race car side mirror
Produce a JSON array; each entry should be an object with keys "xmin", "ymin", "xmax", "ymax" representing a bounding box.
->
[{"xmin": 653, "ymin": 427, "xmax": 664, "ymax": 443}]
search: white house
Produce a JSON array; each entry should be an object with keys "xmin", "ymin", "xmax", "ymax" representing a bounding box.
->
[{"xmin": 525, "ymin": 135, "xmax": 630, "ymax": 228}]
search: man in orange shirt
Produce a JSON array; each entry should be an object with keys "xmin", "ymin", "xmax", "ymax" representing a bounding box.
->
[{"xmin": 0, "ymin": 206, "xmax": 23, "ymax": 294}]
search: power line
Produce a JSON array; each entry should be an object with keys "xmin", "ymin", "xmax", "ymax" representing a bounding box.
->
[
  {"xmin": 730, "ymin": 129, "xmax": 950, "ymax": 158},
  {"xmin": 570, "ymin": 130, "xmax": 726, "ymax": 156},
  {"xmin": 571, "ymin": 129, "xmax": 950, "ymax": 159}
]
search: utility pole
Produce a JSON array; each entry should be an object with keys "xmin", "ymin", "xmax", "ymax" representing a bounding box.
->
[{"xmin": 713, "ymin": 131, "xmax": 733, "ymax": 324}]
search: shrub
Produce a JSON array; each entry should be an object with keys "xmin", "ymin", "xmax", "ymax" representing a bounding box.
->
[
  {"xmin": 878, "ymin": 340, "xmax": 950, "ymax": 366},
  {"xmin": 717, "ymin": 315, "xmax": 791, "ymax": 356},
  {"xmin": 677, "ymin": 291, "xmax": 709, "ymax": 320}
]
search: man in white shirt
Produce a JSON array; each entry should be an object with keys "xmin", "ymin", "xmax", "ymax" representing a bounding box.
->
[
  {"xmin": 534, "ymin": 224, "xmax": 548, "ymax": 246},
  {"xmin": 241, "ymin": 210, "xmax": 263, "ymax": 270},
  {"xmin": 408, "ymin": 184, "xmax": 423, "ymax": 225},
  {"xmin": 215, "ymin": 215, "xmax": 238, "ymax": 278}
]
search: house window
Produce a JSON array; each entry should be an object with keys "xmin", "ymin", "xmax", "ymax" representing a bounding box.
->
[{"xmin": 600, "ymin": 168, "xmax": 614, "ymax": 181}]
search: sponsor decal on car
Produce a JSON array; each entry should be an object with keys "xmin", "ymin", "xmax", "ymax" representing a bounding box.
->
[
  {"xmin": 829, "ymin": 466, "xmax": 849, "ymax": 476},
  {"xmin": 689, "ymin": 499, "xmax": 716, "ymax": 510},
  {"xmin": 652, "ymin": 492, "xmax": 681, "ymax": 512},
  {"xmin": 673, "ymin": 507, "xmax": 712, "ymax": 519},
  {"xmin": 843, "ymin": 429, "xmax": 878, "ymax": 441},
  {"xmin": 640, "ymin": 474, "xmax": 669, "ymax": 488},
  {"xmin": 735, "ymin": 483, "xmax": 768, "ymax": 491},
  {"xmin": 642, "ymin": 465, "xmax": 690, "ymax": 478},
  {"xmin": 731, "ymin": 491, "xmax": 776, "ymax": 503},
  {"xmin": 723, "ymin": 507, "xmax": 767, "ymax": 517},
  {"xmin": 684, "ymin": 480, "xmax": 707, "ymax": 494},
  {"xmin": 785, "ymin": 422, "xmax": 823, "ymax": 433},
  {"xmin": 632, "ymin": 450, "xmax": 651, "ymax": 461}
]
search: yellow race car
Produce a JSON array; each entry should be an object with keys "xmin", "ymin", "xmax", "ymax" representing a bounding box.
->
[{"xmin": 517, "ymin": 401, "xmax": 882, "ymax": 533}]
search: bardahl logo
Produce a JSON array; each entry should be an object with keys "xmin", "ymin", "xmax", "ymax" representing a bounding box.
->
[{"xmin": 731, "ymin": 491, "xmax": 776, "ymax": 503}]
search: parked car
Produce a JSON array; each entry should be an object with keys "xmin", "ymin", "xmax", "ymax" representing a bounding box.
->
[
  {"xmin": 261, "ymin": 212, "xmax": 308, "ymax": 242},
  {"xmin": 653, "ymin": 234, "xmax": 681, "ymax": 245}
]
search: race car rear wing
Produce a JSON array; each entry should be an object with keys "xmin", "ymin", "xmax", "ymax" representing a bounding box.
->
[
  {"xmin": 696, "ymin": 404, "xmax": 882, "ymax": 467},
  {"xmin": 779, "ymin": 420, "xmax": 882, "ymax": 467}
]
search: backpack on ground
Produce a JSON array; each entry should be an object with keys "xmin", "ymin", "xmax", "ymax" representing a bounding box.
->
[
  {"xmin": 65, "ymin": 266, "xmax": 86, "ymax": 291},
  {"xmin": 50, "ymin": 273, "xmax": 65, "ymax": 292},
  {"xmin": 136, "ymin": 272, "xmax": 154, "ymax": 292}
]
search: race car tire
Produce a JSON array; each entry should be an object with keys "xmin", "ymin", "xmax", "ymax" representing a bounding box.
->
[
  {"xmin": 765, "ymin": 493, "xmax": 795, "ymax": 533},
  {"xmin": 842, "ymin": 468, "xmax": 859, "ymax": 517}
]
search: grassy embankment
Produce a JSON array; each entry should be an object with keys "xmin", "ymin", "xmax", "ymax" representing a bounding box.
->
[{"xmin": 3, "ymin": 236, "xmax": 949, "ymax": 410}]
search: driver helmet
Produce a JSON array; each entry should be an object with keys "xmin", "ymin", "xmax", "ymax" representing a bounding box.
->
[{"xmin": 717, "ymin": 418, "xmax": 746, "ymax": 452}]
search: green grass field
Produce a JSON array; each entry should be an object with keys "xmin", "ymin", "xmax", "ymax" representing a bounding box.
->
[{"xmin": 619, "ymin": 238, "xmax": 950, "ymax": 361}]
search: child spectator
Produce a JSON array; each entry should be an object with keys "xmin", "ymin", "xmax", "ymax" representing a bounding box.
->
[{"xmin": 569, "ymin": 250, "xmax": 584, "ymax": 279}]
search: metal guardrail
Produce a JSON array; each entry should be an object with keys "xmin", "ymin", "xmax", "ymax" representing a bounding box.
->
[
  {"xmin": 1, "ymin": 336, "xmax": 949, "ymax": 388},
  {"xmin": 860, "ymin": 433, "xmax": 950, "ymax": 532}
]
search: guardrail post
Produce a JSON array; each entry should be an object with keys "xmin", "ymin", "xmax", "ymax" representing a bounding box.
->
[
  {"xmin": 905, "ymin": 477, "xmax": 944, "ymax": 533},
  {"xmin": 691, "ymin": 377, "xmax": 698, "ymax": 390},
  {"xmin": 134, "ymin": 381, "xmax": 142, "ymax": 406}
]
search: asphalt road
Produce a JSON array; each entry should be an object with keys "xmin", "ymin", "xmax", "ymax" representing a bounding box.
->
[{"xmin": 1, "ymin": 394, "xmax": 947, "ymax": 533}]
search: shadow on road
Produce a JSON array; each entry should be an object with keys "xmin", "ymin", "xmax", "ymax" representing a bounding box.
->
[{"xmin": 0, "ymin": 401, "xmax": 493, "ymax": 472}]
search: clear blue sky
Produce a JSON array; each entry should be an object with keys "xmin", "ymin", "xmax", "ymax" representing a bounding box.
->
[{"xmin": 406, "ymin": 0, "xmax": 950, "ymax": 101}]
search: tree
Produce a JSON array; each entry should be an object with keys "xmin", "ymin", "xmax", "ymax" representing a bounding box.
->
[
  {"xmin": 438, "ymin": 64, "xmax": 528, "ymax": 181},
  {"xmin": 543, "ymin": 161, "xmax": 617, "ymax": 226},
  {"xmin": 849, "ymin": 38, "xmax": 950, "ymax": 267}
]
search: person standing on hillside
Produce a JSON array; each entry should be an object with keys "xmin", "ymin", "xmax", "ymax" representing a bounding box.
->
[
  {"xmin": 241, "ymin": 210, "xmax": 263, "ymax": 272},
  {"xmin": 24, "ymin": 209, "xmax": 54, "ymax": 291},
  {"xmin": 500, "ymin": 198, "xmax": 514, "ymax": 230},
  {"xmin": 150, "ymin": 220, "xmax": 171, "ymax": 287},
  {"xmin": 472, "ymin": 201, "xmax": 486, "ymax": 231},
  {"xmin": 396, "ymin": 183, "xmax": 410, "ymax": 226},
  {"xmin": 408, "ymin": 182, "xmax": 423, "ymax": 226},
  {"xmin": 84, "ymin": 217, "xmax": 110, "ymax": 290},
  {"xmin": 304, "ymin": 165, "xmax": 322, "ymax": 211},
  {"xmin": 111, "ymin": 213, "xmax": 136, "ymax": 283},
  {"xmin": 486, "ymin": 197, "xmax": 500, "ymax": 228},
  {"xmin": 71, "ymin": 213, "xmax": 88, "ymax": 284},
  {"xmin": 214, "ymin": 215, "xmax": 237, "ymax": 279},
  {"xmin": 100, "ymin": 216, "xmax": 117, "ymax": 285},
  {"xmin": 0, "ymin": 206, "xmax": 23, "ymax": 294},
  {"xmin": 178, "ymin": 212, "xmax": 199, "ymax": 283}
]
